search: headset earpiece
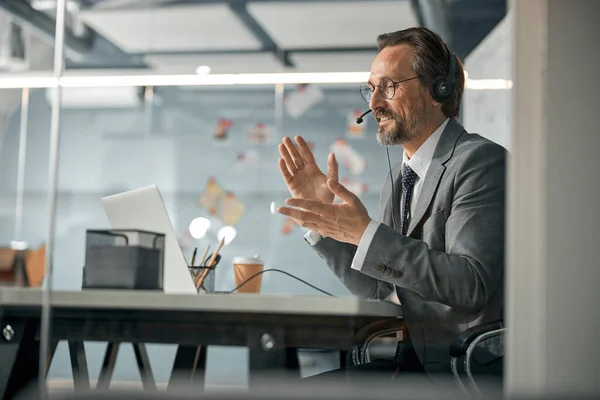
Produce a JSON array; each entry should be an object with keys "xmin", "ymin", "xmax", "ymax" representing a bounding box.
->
[
  {"xmin": 429, "ymin": 76, "xmax": 452, "ymax": 103},
  {"xmin": 427, "ymin": 31, "xmax": 456, "ymax": 104}
]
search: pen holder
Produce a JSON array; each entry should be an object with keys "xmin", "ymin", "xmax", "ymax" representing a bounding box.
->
[
  {"xmin": 188, "ymin": 253, "xmax": 220, "ymax": 293},
  {"xmin": 190, "ymin": 266, "xmax": 215, "ymax": 293}
]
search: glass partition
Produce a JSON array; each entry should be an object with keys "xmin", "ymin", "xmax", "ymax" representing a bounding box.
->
[{"xmin": 0, "ymin": 0, "xmax": 407, "ymax": 393}]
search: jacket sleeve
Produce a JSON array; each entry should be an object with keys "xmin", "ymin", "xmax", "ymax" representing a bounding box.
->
[
  {"xmin": 357, "ymin": 143, "xmax": 507, "ymax": 313},
  {"xmin": 311, "ymin": 238, "xmax": 395, "ymax": 300}
]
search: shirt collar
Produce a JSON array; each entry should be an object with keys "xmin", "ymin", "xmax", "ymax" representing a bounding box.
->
[{"xmin": 402, "ymin": 118, "xmax": 449, "ymax": 179}]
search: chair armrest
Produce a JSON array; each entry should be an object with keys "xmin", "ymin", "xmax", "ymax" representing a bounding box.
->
[
  {"xmin": 449, "ymin": 320, "xmax": 504, "ymax": 358},
  {"xmin": 353, "ymin": 318, "xmax": 404, "ymax": 345},
  {"xmin": 350, "ymin": 318, "xmax": 404, "ymax": 365}
]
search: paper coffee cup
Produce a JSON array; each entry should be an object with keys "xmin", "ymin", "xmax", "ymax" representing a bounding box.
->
[{"xmin": 233, "ymin": 255, "xmax": 264, "ymax": 293}]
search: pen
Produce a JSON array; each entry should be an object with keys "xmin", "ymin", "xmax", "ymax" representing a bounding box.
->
[{"xmin": 191, "ymin": 247, "xmax": 198, "ymax": 267}]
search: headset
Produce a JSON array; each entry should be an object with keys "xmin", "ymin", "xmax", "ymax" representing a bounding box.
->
[
  {"xmin": 356, "ymin": 29, "xmax": 456, "ymax": 232},
  {"xmin": 356, "ymin": 30, "xmax": 456, "ymax": 124},
  {"xmin": 428, "ymin": 31, "xmax": 457, "ymax": 104}
]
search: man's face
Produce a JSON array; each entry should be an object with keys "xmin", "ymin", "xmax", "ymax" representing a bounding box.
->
[{"xmin": 368, "ymin": 44, "xmax": 432, "ymax": 146}]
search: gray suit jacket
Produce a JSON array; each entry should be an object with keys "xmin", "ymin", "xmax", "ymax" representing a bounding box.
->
[{"xmin": 313, "ymin": 119, "xmax": 506, "ymax": 372}]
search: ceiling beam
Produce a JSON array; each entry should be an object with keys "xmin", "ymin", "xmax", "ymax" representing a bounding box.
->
[
  {"xmin": 92, "ymin": 0, "xmax": 407, "ymax": 11},
  {"xmin": 228, "ymin": 1, "xmax": 292, "ymax": 67},
  {"xmin": 0, "ymin": 0, "xmax": 148, "ymax": 67},
  {"xmin": 0, "ymin": 0, "xmax": 95, "ymax": 57},
  {"xmin": 450, "ymin": 0, "xmax": 506, "ymax": 61},
  {"xmin": 413, "ymin": 0, "xmax": 452, "ymax": 45}
]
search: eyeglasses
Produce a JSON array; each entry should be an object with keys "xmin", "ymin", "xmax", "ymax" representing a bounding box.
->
[{"xmin": 360, "ymin": 76, "xmax": 421, "ymax": 103}]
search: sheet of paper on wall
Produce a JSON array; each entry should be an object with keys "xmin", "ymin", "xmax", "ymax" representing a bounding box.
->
[
  {"xmin": 198, "ymin": 177, "xmax": 224, "ymax": 215},
  {"xmin": 335, "ymin": 178, "xmax": 368, "ymax": 203},
  {"xmin": 281, "ymin": 216, "xmax": 296, "ymax": 235},
  {"xmin": 232, "ymin": 149, "xmax": 260, "ymax": 173},
  {"xmin": 346, "ymin": 109, "xmax": 367, "ymax": 139},
  {"xmin": 214, "ymin": 118, "xmax": 233, "ymax": 144},
  {"xmin": 284, "ymin": 84, "xmax": 325, "ymax": 118},
  {"xmin": 329, "ymin": 138, "xmax": 367, "ymax": 176},
  {"xmin": 220, "ymin": 192, "xmax": 245, "ymax": 226},
  {"xmin": 247, "ymin": 123, "xmax": 274, "ymax": 145}
]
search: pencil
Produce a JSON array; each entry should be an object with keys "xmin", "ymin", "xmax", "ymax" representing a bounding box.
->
[
  {"xmin": 199, "ymin": 245, "xmax": 211, "ymax": 267},
  {"xmin": 206, "ymin": 237, "xmax": 225, "ymax": 267},
  {"xmin": 197, "ymin": 237, "xmax": 225, "ymax": 288},
  {"xmin": 193, "ymin": 245, "xmax": 211, "ymax": 287}
]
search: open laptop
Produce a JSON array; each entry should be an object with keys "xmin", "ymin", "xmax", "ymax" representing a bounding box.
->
[{"xmin": 101, "ymin": 184, "xmax": 196, "ymax": 294}]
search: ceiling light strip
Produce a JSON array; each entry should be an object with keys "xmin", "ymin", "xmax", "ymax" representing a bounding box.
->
[{"xmin": 0, "ymin": 72, "xmax": 512, "ymax": 89}]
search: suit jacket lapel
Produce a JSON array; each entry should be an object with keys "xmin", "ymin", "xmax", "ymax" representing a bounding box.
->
[
  {"xmin": 407, "ymin": 119, "xmax": 466, "ymax": 236},
  {"xmin": 382, "ymin": 162, "xmax": 403, "ymax": 228},
  {"xmin": 407, "ymin": 162, "xmax": 445, "ymax": 235},
  {"xmin": 392, "ymin": 164, "xmax": 403, "ymax": 229}
]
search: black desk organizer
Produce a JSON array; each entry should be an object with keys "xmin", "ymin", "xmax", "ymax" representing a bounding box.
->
[{"xmin": 82, "ymin": 229, "xmax": 165, "ymax": 290}]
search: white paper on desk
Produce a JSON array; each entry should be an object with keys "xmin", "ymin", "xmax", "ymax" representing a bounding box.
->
[{"xmin": 284, "ymin": 84, "xmax": 324, "ymax": 118}]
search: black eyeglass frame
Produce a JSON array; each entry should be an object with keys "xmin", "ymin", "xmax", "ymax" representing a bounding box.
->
[{"xmin": 360, "ymin": 76, "xmax": 422, "ymax": 103}]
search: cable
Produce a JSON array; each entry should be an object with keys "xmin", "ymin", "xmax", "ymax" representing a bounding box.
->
[
  {"xmin": 225, "ymin": 268, "xmax": 335, "ymax": 297},
  {"xmin": 386, "ymin": 146, "xmax": 397, "ymax": 230}
]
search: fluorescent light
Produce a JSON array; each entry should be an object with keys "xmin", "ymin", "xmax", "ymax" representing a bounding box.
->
[
  {"xmin": 0, "ymin": 72, "xmax": 512, "ymax": 89},
  {"xmin": 189, "ymin": 217, "xmax": 211, "ymax": 239},
  {"xmin": 61, "ymin": 72, "xmax": 371, "ymax": 87},
  {"xmin": 218, "ymin": 226, "xmax": 237, "ymax": 245},
  {"xmin": 0, "ymin": 71, "xmax": 370, "ymax": 88},
  {"xmin": 46, "ymin": 86, "xmax": 141, "ymax": 108},
  {"xmin": 31, "ymin": 0, "xmax": 79, "ymax": 11},
  {"xmin": 0, "ymin": 76, "xmax": 57, "ymax": 89},
  {"xmin": 195, "ymin": 65, "xmax": 212, "ymax": 75},
  {"xmin": 61, "ymin": 74, "xmax": 236, "ymax": 87},
  {"xmin": 466, "ymin": 79, "xmax": 513, "ymax": 90}
]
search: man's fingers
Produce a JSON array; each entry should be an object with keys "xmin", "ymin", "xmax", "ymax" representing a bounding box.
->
[
  {"xmin": 303, "ymin": 222, "xmax": 337, "ymax": 237},
  {"xmin": 285, "ymin": 198, "xmax": 329, "ymax": 214},
  {"xmin": 278, "ymin": 143, "xmax": 297, "ymax": 174},
  {"xmin": 278, "ymin": 158, "xmax": 293, "ymax": 183},
  {"xmin": 327, "ymin": 152, "xmax": 339, "ymax": 182},
  {"xmin": 277, "ymin": 206, "xmax": 321, "ymax": 224},
  {"xmin": 283, "ymin": 137, "xmax": 305, "ymax": 168},
  {"xmin": 327, "ymin": 179, "xmax": 356, "ymax": 204},
  {"xmin": 295, "ymin": 136, "xmax": 317, "ymax": 165}
]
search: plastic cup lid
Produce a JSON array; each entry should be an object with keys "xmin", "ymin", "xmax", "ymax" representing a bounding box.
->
[{"xmin": 232, "ymin": 255, "xmax": 264, "ymax": 265}]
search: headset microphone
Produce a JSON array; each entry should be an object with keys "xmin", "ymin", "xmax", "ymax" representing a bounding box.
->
[{"xmin": 355, "ymin": 109, "xmax": 372, "ymax": 124}]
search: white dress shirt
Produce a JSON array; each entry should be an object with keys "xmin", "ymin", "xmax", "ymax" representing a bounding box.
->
[{"xmin": 349, "ymin": 118, "xmax": 449, "ymax": 271}]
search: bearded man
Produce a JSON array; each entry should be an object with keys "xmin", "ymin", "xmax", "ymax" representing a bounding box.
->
[{"xmin": 277, "ymin": 27, "xmax": 507, "ymax": 379}]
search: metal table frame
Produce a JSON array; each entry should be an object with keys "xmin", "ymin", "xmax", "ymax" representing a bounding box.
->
[{"xmin": 0, "ymin": 288, "xmax": 402, "ymax": 399}]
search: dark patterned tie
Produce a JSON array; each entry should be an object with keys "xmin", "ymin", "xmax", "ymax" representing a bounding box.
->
[
  {"xmin": 400, "ymin": 164, "xmax": 419, "ymax": 235},
  {"xmin": 393, "ymin": 165, "xmax": 418, "ymax": 375}
]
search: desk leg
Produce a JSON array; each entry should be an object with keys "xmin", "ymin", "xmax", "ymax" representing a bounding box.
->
[
  {"xmin": 96, "ymin": 342, "xmax": 120, "ymax": 390},
  {"xmin": 132, "ymin": 343, "xmax": 156, "ymax": 390},
  {"xmin": 167, "ymin": 345, "xmax": 207, "ymax": 391},
  {"xmin": 68, "ymin": 341, "xmax": 91, "ymax": 391},
  {"xmin": 0, "ymin": 318, "xmax": 40, "ymax": 400}
]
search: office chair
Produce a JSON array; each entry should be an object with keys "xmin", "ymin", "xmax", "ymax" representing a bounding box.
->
[{"xmin": 350, "ymin": 318, "xmax": 505, "ymax": 397}]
